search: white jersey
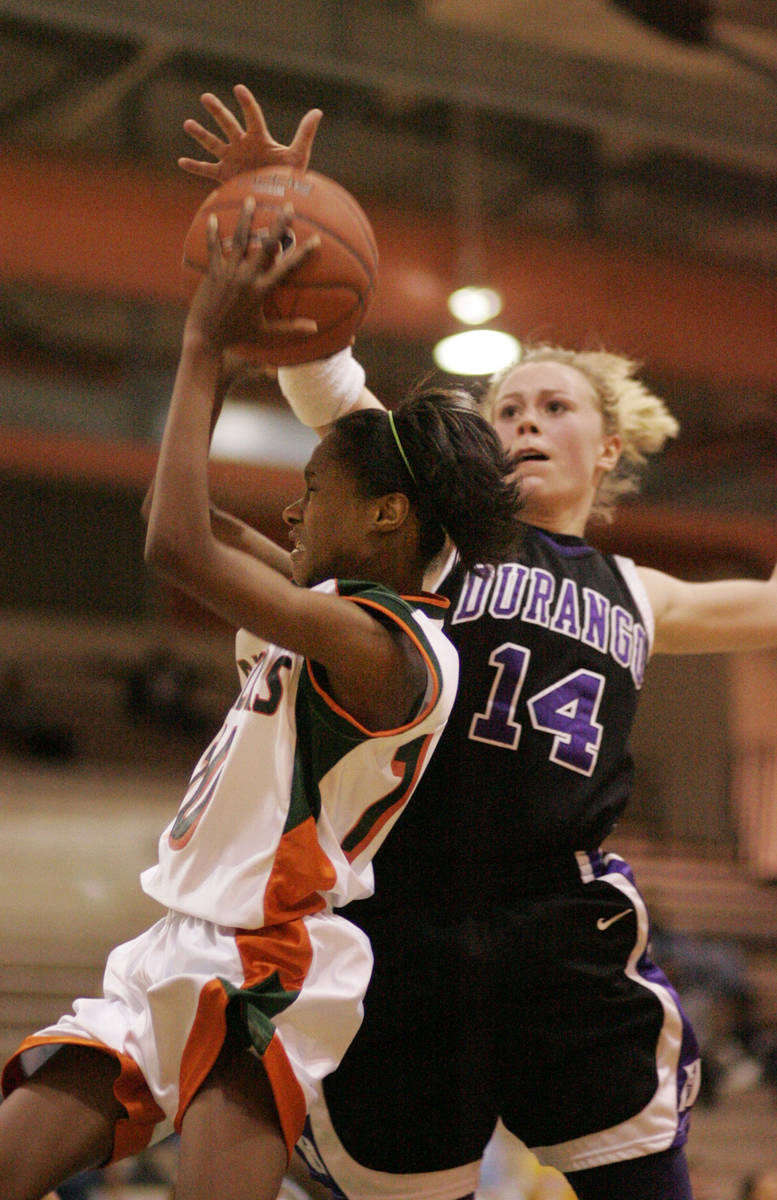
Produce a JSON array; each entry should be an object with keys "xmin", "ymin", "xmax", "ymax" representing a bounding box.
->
[{"xmin": 142, "ymin": 580, "xmax": 458, "ymax": 930}]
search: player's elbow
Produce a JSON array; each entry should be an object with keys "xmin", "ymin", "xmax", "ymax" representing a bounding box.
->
[{"xmin": 144, "ymin": 522, "xmax": 199, "ymax": 590}]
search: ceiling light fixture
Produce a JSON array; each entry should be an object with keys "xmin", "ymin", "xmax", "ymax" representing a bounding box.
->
[
  {"xmin": 433, "ymin": 328, "xmax": 520, "ymax": 376},
  {"xmin": 447, "ymin": 285, "xmax": 502, "ymax": 325},
  {"xmin": 435, "ymin": 104, "xmax": 518, "ymax": 376}
]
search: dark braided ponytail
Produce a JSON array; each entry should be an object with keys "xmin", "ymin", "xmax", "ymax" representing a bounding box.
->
[{"xmin": 330, "ymin": 384, "xmax": 521, "ymax": 573}]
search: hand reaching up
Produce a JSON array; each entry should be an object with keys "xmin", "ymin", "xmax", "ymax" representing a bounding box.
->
[{"xmin": 179, "ymin": 84, "xmax": 322, "ymax": 182}]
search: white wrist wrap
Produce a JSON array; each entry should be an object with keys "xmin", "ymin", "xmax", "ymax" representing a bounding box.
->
[{"xmin": 277, "ymin": 347, "xmax": 366, "ymax": 428}]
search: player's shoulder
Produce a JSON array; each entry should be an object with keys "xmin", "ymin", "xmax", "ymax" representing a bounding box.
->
[{"xmin": 333, "ymin": 578, "xmax": 448, "ymax": 625}]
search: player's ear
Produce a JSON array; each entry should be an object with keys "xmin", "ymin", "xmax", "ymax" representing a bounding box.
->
[
  {"xmin": 372, "ymin": 492, "xmax": 411, "ymax": 532},
  {"xmin": 597, "ymin": 432, "xmax": 622, "ymax": 474}
]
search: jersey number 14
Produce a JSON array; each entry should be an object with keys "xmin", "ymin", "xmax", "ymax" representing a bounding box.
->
[{"xmin": 469, "ymin": 642, "xmax": 605, "ymax": 776}]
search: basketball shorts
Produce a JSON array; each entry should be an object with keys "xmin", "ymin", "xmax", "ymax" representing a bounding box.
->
[
  {"xmin": 294, "ymin": 850, "xmax": 701, "ymax": 1200},
  {"xmin": 2, "ymin": 907, "xmax": 373, "ymax": 1164}
]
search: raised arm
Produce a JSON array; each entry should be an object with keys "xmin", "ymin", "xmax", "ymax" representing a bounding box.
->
[
  {"xmin": 638, "ymin": 561, "xmax": 777, "ymax": 655},
  {"xmin": 140, "ymin": 350, "xmax": 294, "ymax": 576},
  {"xmin": 179, "ymin": 84, "xmax": 384, "ymax": 427},
  {"xmin": 276, "ymin": 346, "xmax": 385, "ymax": 435},
  {"xmin": 145, "ymin": 202, "xmax": 425, "ymax": 730}
]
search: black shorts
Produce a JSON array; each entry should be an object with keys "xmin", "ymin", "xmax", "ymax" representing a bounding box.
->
[{"xmin": 295, "ymin": 850, "xmax": 700, "ymax": 1199}]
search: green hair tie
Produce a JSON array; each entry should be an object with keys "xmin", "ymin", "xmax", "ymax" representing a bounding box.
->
[
  {"xmin": 387, "ymin": 409, "xmax": 418, "ymax": 487},
  {"xmin": 387, "ymin": 409, "xmax": 451, "ymax": 548}
]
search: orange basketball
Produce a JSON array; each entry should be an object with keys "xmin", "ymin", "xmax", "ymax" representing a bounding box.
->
[{"xmin": 181, "ymin": 166, "xmax": 379, "ymax": 366}]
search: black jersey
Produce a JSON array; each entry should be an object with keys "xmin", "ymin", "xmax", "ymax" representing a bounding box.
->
[
  {"xmin": 357, "ymin": 524, "xmax": 652, "ymax": 917},
  {"xmin": 314, "ymin": 527, "xmax": 700, "ymax": 1186}
]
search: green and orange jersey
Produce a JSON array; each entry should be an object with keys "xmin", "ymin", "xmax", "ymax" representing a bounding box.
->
[{"xmin": 141, "ymin": 579, "xmax": 457, "ymax": 930}]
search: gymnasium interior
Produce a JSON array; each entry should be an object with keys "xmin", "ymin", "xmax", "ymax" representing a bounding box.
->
[{"xmin": 0, "ymin": 2, "xmax": 776, "ymax": 1197}]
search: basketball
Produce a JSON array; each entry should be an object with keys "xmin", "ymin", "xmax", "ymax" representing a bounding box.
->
[{"xmin": 181, "ymin": 166, "xmax": 379, "ymax": 366}]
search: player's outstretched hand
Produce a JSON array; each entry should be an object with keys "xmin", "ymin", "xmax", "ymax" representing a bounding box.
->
[
  {"xmin": 179, "ymin": 84, "xmax": 322, "ymax": 181},
  {"xmin": 187, "ymin": 199, "xmax": 320, "ymax": 351}
]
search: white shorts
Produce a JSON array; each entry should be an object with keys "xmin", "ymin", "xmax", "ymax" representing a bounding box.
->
[
  {"xmin": 1, "ymin": 908, "xmax": 373, "ymax": 1163},
  {"xmin": 297, "ymin": 1096, "xmax": 482, "ymax": 1200}
]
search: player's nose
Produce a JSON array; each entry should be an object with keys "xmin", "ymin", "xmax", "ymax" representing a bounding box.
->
[
  {"xmin": 283, "ymin": 496, "xmax": 303, "ymax": 526},
  {"xmin": 517, "ymin": 411, "xmax": 541, "ymax": 434}
]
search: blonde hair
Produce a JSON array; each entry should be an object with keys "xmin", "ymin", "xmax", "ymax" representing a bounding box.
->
[{"xmin": 482, "ymin": 342, "xmax": 679, "ymax": 524}]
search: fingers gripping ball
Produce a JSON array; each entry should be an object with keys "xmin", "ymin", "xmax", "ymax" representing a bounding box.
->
[{"xmin": 182, "ymin": 166, "xmax": 378, "ymax": 366}]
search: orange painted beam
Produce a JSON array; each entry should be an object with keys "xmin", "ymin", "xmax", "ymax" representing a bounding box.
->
[
  {"xmin": 2, "ymin": 147, "xmax": 776, "ymax": 390},
  {"xmin": 0, "ymin": 427, "xmax": 301, "ymax": 547},
  {"xmin": 1, "ymin": 428, "xmax": 774, "ymax": 577}
]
